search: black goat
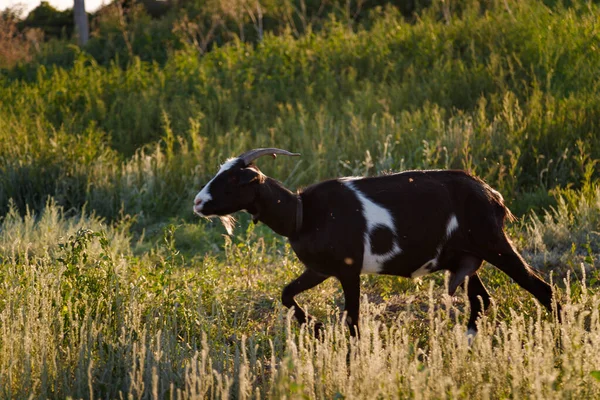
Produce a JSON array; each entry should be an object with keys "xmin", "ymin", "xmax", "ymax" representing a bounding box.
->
[{"xmin": 194, "ymin": 148, "xmax": 560, "ymax": 338}]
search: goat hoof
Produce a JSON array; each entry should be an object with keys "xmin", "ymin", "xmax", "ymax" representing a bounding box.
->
[{"xmin": 466, "ymin": 327, "xmax": 477, "ymax": 346}]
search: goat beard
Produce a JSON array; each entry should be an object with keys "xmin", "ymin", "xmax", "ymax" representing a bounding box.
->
[{"xmin": 219, "ymin": 215, "xmax": 236, "ymax": 235}]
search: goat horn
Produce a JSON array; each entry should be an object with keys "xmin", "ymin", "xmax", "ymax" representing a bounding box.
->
[{"xmin": 239, "ymin": 148, "xmax": 301, "ymax": 166}]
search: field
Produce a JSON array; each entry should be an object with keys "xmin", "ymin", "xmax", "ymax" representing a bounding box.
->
[{"xmin": 1, "ymin": 0, "xmax": 600, "ymax": 398}]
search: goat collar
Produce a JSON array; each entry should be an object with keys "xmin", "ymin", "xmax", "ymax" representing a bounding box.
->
[{"xmin": 295, "ymin": 194, "xmax": 303, "ymax": 234}]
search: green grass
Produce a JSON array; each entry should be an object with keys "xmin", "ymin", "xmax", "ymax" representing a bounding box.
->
[{"xmin": 1, "ymin": 0, "xmax": 600, "ymax": 398}]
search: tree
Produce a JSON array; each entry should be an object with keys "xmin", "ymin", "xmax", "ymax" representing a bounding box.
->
[
  {"xmin": 73, "ymin": 0, "xmax": 89, "ymax": 46},
  {"xmin": 21, "ymin": 1, "xmax": 74, "ymax": 39}
]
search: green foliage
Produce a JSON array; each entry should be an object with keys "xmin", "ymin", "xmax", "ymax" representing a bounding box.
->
[
  {"xmin": 19, "ymin": 1, "xmax": 74, "ymax": 39},
  {"xmin": 2, "ymin": 1, "xmax": 600, "ymax": 225},
  {"xmin": 57, "ymin": 229, "xmax": 115, "ymax": 305}
]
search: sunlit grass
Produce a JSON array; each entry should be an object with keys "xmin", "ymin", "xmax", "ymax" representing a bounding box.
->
[
  {"xmin": 0, "ymin": 195, "xmax": 598, "ymax": 398},
  {"xmin": 1, "ymin": 0, "xmax": 600, "ymax": 398}
]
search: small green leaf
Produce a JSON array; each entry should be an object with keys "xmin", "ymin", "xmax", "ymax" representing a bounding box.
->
[{"xmin": 591, "ymin": 371, "xmax": 600, "ymax": 381}]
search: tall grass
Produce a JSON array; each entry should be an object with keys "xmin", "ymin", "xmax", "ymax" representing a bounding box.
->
[
  {"xmin": 0, "ymin": 199, "xmax": 599, "ymax": 398},
  {"xmin": 1, "ymin": 1, "xmax": 600, "ymax": 397}
]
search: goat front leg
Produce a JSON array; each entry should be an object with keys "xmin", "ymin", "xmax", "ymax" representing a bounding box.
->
[
  {"xmin": 282, "ymin": 269, "xmax": 328, "ymax": 335},
  {"xmin": 339, "ymin": 273, "xmax": 361, "ymax": 337}
]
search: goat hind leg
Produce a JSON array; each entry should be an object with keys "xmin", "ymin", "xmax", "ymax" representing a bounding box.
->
[
  {"xmin": 446, "ymin": 255, "xmax": 489, "ymax": 337},
  {"xmin": 448, "ymin": 254, "xmax": 483, "ymax": 296},
  {"xmin": 465, "ymin": 273, "xmax": 491, "ymax": 334},
  {"xmin": 483, "ymin": 235, "xmax": 560, "ymax": 318}
]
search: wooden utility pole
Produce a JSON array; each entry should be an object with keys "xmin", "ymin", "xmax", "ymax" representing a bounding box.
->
[{"xmin": 73, "ymin": 0, "xmax": 89, "ymax": 46}]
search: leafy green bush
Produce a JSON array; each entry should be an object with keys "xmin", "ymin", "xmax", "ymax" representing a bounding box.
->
[
  {"xmin": 19, "ymin": 1, "xmax": 75, "ymax": 39},
  {"xmin": 1, "ymin": 0, "xmax": 599, "ymax": 224}
]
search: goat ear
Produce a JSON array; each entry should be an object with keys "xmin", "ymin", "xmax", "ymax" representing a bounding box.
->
[{"xmin": 239, "ymin": 168, "xmax": 262, "ymax": 185}]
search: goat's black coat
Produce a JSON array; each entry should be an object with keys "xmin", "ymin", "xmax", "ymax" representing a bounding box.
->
[
  {"xmin": 290, "ymin": 171, "xmax": 507, "ymax": 277},
  {"xmin": 195, "ymin": 160, "xmax": 560, "ymax": 337}
]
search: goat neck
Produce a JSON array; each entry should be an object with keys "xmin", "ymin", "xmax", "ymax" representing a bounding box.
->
[{"xmin": 250, "ymin": 177, "xmax": 302, "ymax": 238}]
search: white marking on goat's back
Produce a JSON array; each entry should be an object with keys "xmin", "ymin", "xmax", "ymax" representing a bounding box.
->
[
  {"xmin": 342, "ymin": 180, "xmax": 401, "ymax": 274},
  {"xmin": 339, "ymin": 176, "xmax": 363, "ymax": 182},
  {"xmin": 446, "ymin": 214, "xmax": 459, "ymax": 237},
  {"xmin": 194, "ymin": 158, "xmax": 239, "ymax": 210},
  {"xmin": 344, "ymin": 181, "xmax": 394, "ymax": 231}
]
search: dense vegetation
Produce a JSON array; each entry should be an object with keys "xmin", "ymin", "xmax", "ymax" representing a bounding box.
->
[{"xmin": 1, "ymin": 0, "xmax": 599, "ymax": 398}]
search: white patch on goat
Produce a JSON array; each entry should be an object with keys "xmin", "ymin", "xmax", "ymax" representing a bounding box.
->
[
  {"xmin": 193, "ymin": 158, "xmax": 238, "ymax": 215},
  {"xmin": 342, "ymin": 181, "xmax": 402, "ymax": 274},
  {"xmin": 446, "ymin": 214, "xmax": 459, "ymax": 237},
  {"xmin": 339, "ymin": 176, "xmax": 363, "ymax": 182},
  {"xmin": 411, "ymin": 259, "xmax": 438, "ymax": 278}
]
